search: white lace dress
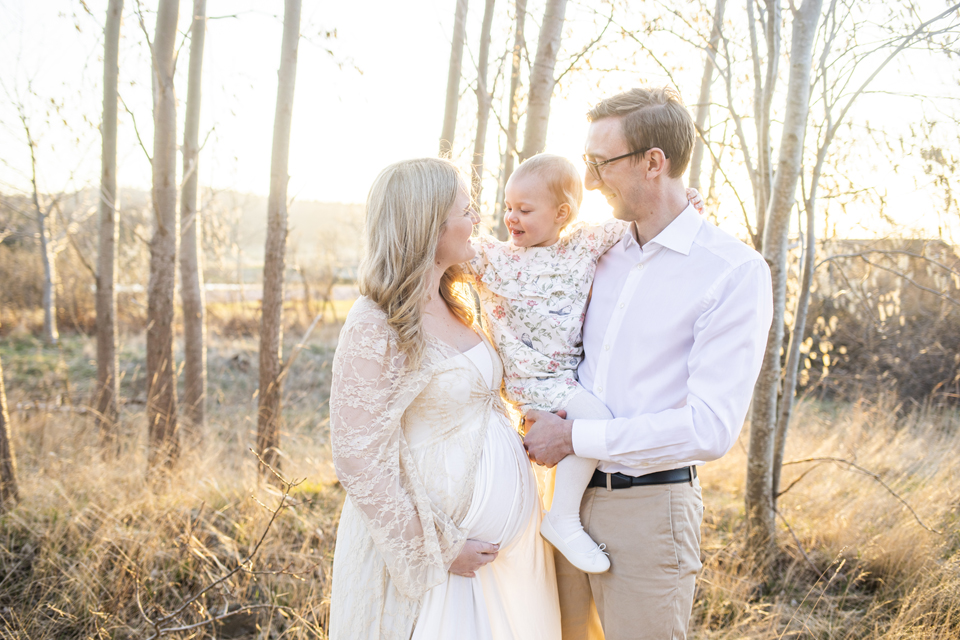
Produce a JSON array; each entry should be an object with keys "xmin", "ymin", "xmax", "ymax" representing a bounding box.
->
[
  {"xmin": 412, "ymin": 341, "xmax": 561, "ymax": 640},
  {"xmin": 328, "ymin": 298, "xmax": 560, "ymax": 639}
]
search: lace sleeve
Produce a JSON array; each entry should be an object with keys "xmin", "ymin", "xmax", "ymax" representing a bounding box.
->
[{"xmin": 329, "ymin": 302, "xmax": 467, "ymax": 599}]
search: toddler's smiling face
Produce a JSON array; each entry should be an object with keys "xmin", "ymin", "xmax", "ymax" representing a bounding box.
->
[{"xmin": 503, "ymin": 174, "xmax": 570, "ymax": 248}]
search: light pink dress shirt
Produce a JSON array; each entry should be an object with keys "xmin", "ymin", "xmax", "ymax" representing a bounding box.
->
[{"xmin": 573, "ymin": 204, "xmax": 773, "ymax": 476}]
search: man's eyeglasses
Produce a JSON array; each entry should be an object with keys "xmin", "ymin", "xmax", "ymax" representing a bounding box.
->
[{"xmin": 582, "ymin": 148, "xmax": 652, "ymax": 180}]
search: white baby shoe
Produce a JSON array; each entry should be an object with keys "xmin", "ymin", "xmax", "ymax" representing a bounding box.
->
[{"xmin": 540, "ymin": 516, "xmax": 610, "ymax": 574}]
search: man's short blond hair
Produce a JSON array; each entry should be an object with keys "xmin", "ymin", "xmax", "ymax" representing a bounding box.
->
[
  {"xmin": 587, "ymin": 87, "xmax": 695, "ymax": 179},
  {"xmin": 510, "ymin": 153, "xmax": 583, "ymax": 229}
]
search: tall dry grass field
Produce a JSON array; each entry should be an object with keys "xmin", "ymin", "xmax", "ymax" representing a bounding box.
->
[
  {"xmin": 694, "ymin": 398, "xmax": 960, "ymax": 639},
  {"xmin": 0, "ymin": 329, "xmax": 343, "ymax": 639},
  {"xmin": 1, "ymin": 331, "xmax": 958, "ymax": 638}
]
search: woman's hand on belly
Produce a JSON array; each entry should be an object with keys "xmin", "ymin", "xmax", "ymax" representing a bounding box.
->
[{"xmin": 449, "ymin": 539, "xmax": 500, "ymax": 578}]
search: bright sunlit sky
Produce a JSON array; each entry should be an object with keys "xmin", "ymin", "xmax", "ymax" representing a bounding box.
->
[{"xmin": 1, "ymin": 0, "xmax": 958, "ymax": 240}]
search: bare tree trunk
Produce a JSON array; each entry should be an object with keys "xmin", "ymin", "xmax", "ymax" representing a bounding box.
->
[
  {"xmin": 745, "ymin": 0, "xmax": 780, "ymax": 252},
  {"xmin": 757, "ymin": 0, "xmax": 780, "ymax": 246},
  {"xmin": 0, "ymin": 353, "xmax": 19, "ymax": 510},
  {"xmin": 439, "ymin": 0, "xmax": 469, "ymax": 157},
  {"xmin": 772, "ymin": 189, "xmax": 816, "ymax": 497},
  {"xmin": 21, "ymin": 115, "xmax": 59, "ymax": 346},
  {"xmin": 745, "ymin": 0, "xmax": 822, "ymax": 566},
  {"xmin": 147, "ymin": 0, "xmax": 181, "ymax": 472},
  {"xmin": 180, "ymin": 0, "xmax": 207, "ymax": 441},
  {"xmin": 470, "ymin": 0, "xmax": 497, "ymax": 203},
  {"xmin": 258, "ymin": 0, "xmax": 301, "ymax": 476},
  {"xmin": 689, "ymin": 0, "xmax": 725, "ymax": 191},
  {"xmin": 38, "ymin": 206, "xmax": 59, "ymax": 346},
  {"xmin": 494, "ymin": 0, "xmax": 526, "ymax": 240},
  {"xmin": 519, "ymin": 0, "xmax": 568, "ymax": 162},
  {"xmin": 96, "ymin": 0, "xmax": 123, "ymax": 452}
]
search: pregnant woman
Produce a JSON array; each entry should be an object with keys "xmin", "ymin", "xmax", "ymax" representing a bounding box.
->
[{"xmin": 328, "ymin": 157, "xmax": 561, "ymax": 639}]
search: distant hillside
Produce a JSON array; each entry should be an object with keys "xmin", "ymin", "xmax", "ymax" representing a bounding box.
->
[
  {"xmin": 107, "ymin": 188, "xmax": 366, "ymax": 265},
  {"xmin": 214, "ymin": 192, "xmax": 365, "ymax": 264}
]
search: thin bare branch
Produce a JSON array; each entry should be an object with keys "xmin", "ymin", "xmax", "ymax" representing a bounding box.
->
[
  {"xmin": 118, "ymin": 93, "xmax": 152, "ymax": 164},
  {"xmin": 554, "ymin": 9, "xmax": 613, "ymax": 86},
  {"xmin": 63, "ymin": 221, "xmax": 98, "ymax": 280},
  {"xmin": 782, "ymin": 456, "xmax": 943, "ymax": 534},
  {"xmin": 146, "ymin": 604, "xmax": 281, "ymax": 639},
  {"xmin": 775, "ymin": 507, "xmax": 820, "ymax": 575},
  {"xmin": 693, "ymin": 122, "xmax": 757, "ymax": 246},
  {"xmin": 134, "ymin": 0, "xmax": 154, "ymax": 54},
  {"xmin": 276, "ymin": 311, "xmax": 324, "ymax": 386},
  {"xmin": 817, "ymin": 252, "xmax": 960, "ymax": 307},
  {"xmin": 829, "ymin": 3, "xmax": 960, "ymax": 147},
  {"xmin": 815, "ymin": 248, "xmax": 960, "ymax": 277},
  {"xmin": 137, "ymin": 453, "xmax": 305, "ymax": 636}
]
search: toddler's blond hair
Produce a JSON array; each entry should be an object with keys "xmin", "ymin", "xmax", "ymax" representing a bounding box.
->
[{"xmin": 510, "ymin": 154, "xmax": 583, "ymax": 229}]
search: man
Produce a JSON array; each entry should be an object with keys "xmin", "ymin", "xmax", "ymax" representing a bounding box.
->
[{"xmin": 523, "ymin": 87, "xmax": 773, "ymax": 639}]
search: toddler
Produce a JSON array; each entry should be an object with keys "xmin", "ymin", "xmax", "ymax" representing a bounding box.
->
[{"xmin": 468, "ymin": 154, "xmax": 701, "ymax": 573}]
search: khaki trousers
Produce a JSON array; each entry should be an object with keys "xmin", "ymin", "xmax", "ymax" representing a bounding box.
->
[{"xmin": 555, "ymin": 477, "xmax": 703, "ymax": 640}]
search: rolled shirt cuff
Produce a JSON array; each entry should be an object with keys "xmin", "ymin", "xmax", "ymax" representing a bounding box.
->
[{"xmin": 571, "ymin": 419, "xmax": 609, "ymax": 461}]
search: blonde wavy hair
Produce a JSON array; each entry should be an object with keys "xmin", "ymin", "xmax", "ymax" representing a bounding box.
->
[{"xmin": 358, "ymin": 157, "xmax": 476, "ymax": 369}]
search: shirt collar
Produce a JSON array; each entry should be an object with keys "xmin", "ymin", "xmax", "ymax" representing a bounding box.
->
[{"xmin": 623, "ymin": 203, "xmax": 701, "ymax": 256}]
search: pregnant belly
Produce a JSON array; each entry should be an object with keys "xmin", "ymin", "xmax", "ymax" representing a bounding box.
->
[{"xmin": 459, "ymin": 414, "xmax": 538, "ymax": 548}]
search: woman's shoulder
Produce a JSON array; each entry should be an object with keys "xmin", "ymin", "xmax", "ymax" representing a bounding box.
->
[
  {"xmin": 344, "ymin": 296, "xmax": 388, "ymax": 325},
  {"xmin": 339, "ymin": 297, "xmax": 393, "ymax": 344}
]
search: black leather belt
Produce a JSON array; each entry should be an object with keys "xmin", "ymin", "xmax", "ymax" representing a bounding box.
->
[{"xmin": 588, "ymin": 466, "xmax": 697, "ymax": 490}]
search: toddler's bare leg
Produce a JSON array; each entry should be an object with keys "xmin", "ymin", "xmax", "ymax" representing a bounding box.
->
[{"xmin": 540, "ymin": 390, "xmax": 613, "ymax": 574}]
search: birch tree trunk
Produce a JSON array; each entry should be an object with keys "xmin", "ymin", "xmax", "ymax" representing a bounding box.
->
[
  {"xmin": 773, "ymin": 190, "xmax": 816, "ymax": 497},
  {"xmin": 257, "ymin": 0, "xmax": 301, "ymax": 475},
  {"xmin": 519, "ymin": 0, "xmax": 567, "ymax": 162},
  {"xmin": 180, "ymin": 0, "xmax": 207, "ymax": 441},
  {"xmin": 470, "ymin": 0, "xmax": 497, "ymax": 204},
  {"xmin": 147, "ymin": 0, "xmax": 181, "ymax": 472},
  {"xmin": 745, "ymin": 0, "xmax": 780, "ymax": 252},
  {"xmin": 96, "ymin": 0, "xmax": 123, "ymax": 451},
  {"xmin": 439, "ymin": 0, "xmax": 469, "ymax": 157},
  {"xmin": 745, "ymin": 0, "xmax": 823, "ymax": 564},
  {"xmin": 689, "ymin": 0, "xmax": 725, "ymax": 191},
  {"xmin": 21, "ymin": 115, "xmax": 59, "ymax": 346},
  {"xmin": 0, "ymin": 353, "xmax": 19, "ymax": 510},
  {"xmin": 37, "ymin": 203, "xmax": 59, "ymax": 346},
  {"xmin": 494, "ymin": 0, "xmax": 526, "ymax": 240}
]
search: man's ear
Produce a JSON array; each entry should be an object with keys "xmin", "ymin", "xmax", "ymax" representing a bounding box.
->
[
  {"xmin": 556, "ymin": 202, "xmax": 571, "ymax": 225},
  {"xmin": 644, "ymin": 148, "xmax": 669, "ymax": 179}
]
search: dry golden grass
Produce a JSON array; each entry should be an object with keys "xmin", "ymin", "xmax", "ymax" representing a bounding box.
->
[
  {"xmin": 0, "ymin": 403, "xmax": 344, "ymax": 638},
  {"xmin": 0, "ymin": 330, "xmax": 343, "ymax": 639},
  {"xmin": 1, "ymin": 332, "xmax": 958, "ymax": 639},
  {"xmin": 693, "ymin": 397, "xmax": 960, "ymax": 639}
]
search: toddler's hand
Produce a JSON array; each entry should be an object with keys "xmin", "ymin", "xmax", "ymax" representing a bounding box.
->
[{"xmin": 686, "ymin": 188, "xmax": 704, "ymax": 215}]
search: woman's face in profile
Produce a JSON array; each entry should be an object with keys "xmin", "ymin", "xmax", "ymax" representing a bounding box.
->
[{"xmin": 435, "ymin": 188, "xmax": 479, "ymax": 270}]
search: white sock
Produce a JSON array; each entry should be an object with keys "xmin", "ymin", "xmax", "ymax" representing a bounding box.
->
[
  {"xmin": 543, "ymin": 388, "xmax": 614, "ymax": 554},
  {"xmin": 545, "ymin": 453, "xmax": 602, "ymax": 554}
]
